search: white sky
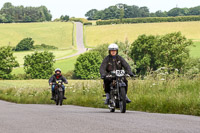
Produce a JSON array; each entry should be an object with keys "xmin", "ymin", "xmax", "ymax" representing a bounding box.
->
[{"xmin": 0, "ymin": 0, "xmax": 200, "ymax": 19}]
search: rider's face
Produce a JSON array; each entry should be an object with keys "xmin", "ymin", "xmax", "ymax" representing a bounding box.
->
[
  {"xmin": 110, "ymin": 50, "xmax": 117, "ymax": 56},
  {"xmin": 56, "ymin": 71, "xmax": 60, "ymax": 75}
]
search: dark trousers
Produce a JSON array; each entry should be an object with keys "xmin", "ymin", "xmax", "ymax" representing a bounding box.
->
[{"xmin": 103, "ymin": 78, "xmax": 128, "ymax": 94}]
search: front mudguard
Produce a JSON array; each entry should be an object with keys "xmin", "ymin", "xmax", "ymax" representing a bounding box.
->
[{"xmin": 119, "ymin": 82, "xmax": 126, "ymax": 87}]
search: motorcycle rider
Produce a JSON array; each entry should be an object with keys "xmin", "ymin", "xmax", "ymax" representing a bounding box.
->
[
  {"xmin": 100, "ymin": 43, "xmax": 133, "ymax": 105},
  {"xmin": 49, "ymin": 68, "xmax": 68, "ymax": 100}
]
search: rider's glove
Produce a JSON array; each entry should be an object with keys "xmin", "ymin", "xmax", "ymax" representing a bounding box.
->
[
  {"xmin": 101, "ymin": 75, "xmax": 106, "ymax": 79},
  {"xmin": 129, "ymin": 73, "xmax": 134, "ymax": 77}
]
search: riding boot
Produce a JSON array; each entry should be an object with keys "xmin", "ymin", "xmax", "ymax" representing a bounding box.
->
[
  {"xmin": 51, "ymin": 91, "xmax": 55, "ymax": 100},
  {"xmin": 126, "ymin": 95, "xmax": 131, "ymax": 103},
  {"xmin": 63, "ymin": 90, "xmax": 67, "ymax": 99},
  {"xmin": 105, "ymin": 93, "xmax": 110, "ymax": 105}
]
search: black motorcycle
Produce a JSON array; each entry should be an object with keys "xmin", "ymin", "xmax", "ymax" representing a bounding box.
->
[
  {"xmin": 53, "ymin": 80, "xmax": 65, "ymax": 106},
  {"xmin": 105, "ymin": 70, "xmax": 129, "ymax": 113}
]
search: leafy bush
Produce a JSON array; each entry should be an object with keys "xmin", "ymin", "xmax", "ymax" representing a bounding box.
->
[
  {"xmin": 0, "ymin": 46, "xmax": 19, "ymax": 79},
  {"xmin": 74, "ymin": 51, "xmax": 102, "ymax": 79},
  {"xmin": 15, "ymin": 38, "xmax": 34, "ymax": 51},
  {"xmin": 129, "ymin": 32, "xmax": 192, "ymax": 75},
  {"xmin": 24, "ymin": 51, "xmax": 55, "ymax": 79}
]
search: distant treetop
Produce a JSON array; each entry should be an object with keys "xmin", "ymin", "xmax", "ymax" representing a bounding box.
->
[
  {"xmin": 85, "ymin": 3, "xmax": 200, "ymax": 20},
  {"xmin": 0, "ymin": 2, "xmax": 52, "ymax": 23}
]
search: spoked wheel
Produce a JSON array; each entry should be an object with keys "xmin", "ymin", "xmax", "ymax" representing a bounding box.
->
[
  {"xmin": 59, "ymin": 91, "xmax": 63, "ymax": 106},
  {"xmin": 119, "ymin": 87, "xmax": 126, "ymax": 113}
]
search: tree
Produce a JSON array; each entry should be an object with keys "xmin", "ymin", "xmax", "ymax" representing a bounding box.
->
[
  {"xmin": 0, "ymin": 46, "xmax": 19, "ymax": 79},
  {"xmin": 24, "ymin": 51, "xmax": 55, "ymax": 79},
  {"xmin": 15, "ymin": 38, "xmax": 34, "ymax": 51},
  {"xmin": 85, "ymin": 9, "xmax": 98, "ymax": 20},
  {"xmin": 0, "ymin": 2, "xmax": 52, "ymax": 23},
  {"xmin": 129, "ymin": 32, "xmax": 192, "ymax": 75},
  {"xmin": 74, "ymin": 51, "xmax": 102, "ymax": 79},
  {"xmin": 60, "ymin": 15, "xmax": 69, "ymax": 21}
]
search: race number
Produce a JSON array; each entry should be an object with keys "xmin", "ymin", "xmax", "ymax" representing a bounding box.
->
[{"xmin": 116, "ymin": 70, "xmax": 125, "ymax": 77}]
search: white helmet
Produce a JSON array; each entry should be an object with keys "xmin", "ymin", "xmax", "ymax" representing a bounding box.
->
[
  {"xmin": 108, "ymin": 43, "xmax": 118, "ymax": 51},
  {"xmin": 55, "ymin": 68, "xmax": 61, "ymax": 73}
]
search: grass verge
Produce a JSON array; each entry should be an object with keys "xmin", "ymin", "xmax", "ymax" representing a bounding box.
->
[{"xmin": 0, "ymin": 78, "xmax": 200, "ymax": 116}]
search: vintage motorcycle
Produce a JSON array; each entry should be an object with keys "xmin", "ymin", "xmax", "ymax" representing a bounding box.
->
[
  {"xmin": 104, "ymin": 70, "xmax": 129, "ymax": 113},
  {"xmin": 53, "ymin": 80, "xmax": 65, "ymax": 106}
]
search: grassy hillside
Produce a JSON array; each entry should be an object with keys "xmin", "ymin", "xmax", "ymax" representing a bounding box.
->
[
  {"xmin": 190, "ymin": 42, "xmax": 200, "ymax": 58},
  {"xmin": 0, "ymin": 22, "xmax": 73, "ymax": 49},
  {"xmin": 13, "ymin": 49, "xmax": 77, "ymax": 66},
  {"xmin": 85, "ymin": 21, "xmax": 200, "ymax": 47}
]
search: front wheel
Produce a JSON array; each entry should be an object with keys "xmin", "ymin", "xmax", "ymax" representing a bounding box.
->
[
  {"xmin": 119, "ymin": 87, "xmax": 126, "ymax": 113},
  {"xmin": 59, "ymin": 91, "xmax": 63, "ymax": 106}
]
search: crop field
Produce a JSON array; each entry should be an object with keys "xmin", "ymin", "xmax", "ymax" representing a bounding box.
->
[
  {"xmin": 0, "ymin": 78, "xmax": 200, "ymax": 116},
  {"xmin": 85, "ymin": 21, "xmax": 200, "ymax": 47},
  {"xmin": 0, "ymin": 22, "xmax": 73, "ymax": 49}
]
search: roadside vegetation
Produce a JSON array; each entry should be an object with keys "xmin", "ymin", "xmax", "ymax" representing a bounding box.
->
[{"xmin": 0, "ymin": 78, "xmax": 199, "ymax": 116}]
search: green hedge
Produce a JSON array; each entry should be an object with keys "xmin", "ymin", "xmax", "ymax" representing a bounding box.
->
[
  {"xmin": 96, "ymin": 16, "xmax": 200, "ymax": 25},
  {"xmin": 84, "ymin": 22, "xmax": 92, "ymax": 25},
  {"xmin": 70, "ymin": 18, "xmax": 92, "ymax": 25}
]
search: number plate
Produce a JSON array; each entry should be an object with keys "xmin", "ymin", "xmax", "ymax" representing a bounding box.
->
[{"xmin": 116, "ymin": 70, "xmax": 125, "ymax": 77}]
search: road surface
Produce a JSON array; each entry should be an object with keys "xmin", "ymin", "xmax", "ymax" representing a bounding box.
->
[
  {"xmin": 55, "ymin": 22, "xmax": 86, "ymax": 60},
  {"xmin": 0, "ymin": 100, "xmax": 200, "ymax": 133}
]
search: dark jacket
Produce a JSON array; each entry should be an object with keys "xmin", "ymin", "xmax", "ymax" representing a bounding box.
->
[
  {"xmin": 100, "ymin": 55, "xmax": 133, "ymax": 77},
  {"xmin": 49, "ymin": 74, "xmax": 68, "ymax": 84}
]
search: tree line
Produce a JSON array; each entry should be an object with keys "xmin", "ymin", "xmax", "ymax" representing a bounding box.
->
[
  {"xmin": 85, "ymin": 3, "xmax": 200, "ymax": 20},
  {"xmin": 0, "ymin": 2, "xmax": 52, "ymax": 23}
]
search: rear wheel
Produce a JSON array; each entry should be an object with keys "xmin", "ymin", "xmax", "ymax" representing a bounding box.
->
[{"xmin": 119, "ymin": 87, "xmax": 126, "ymax": 113}]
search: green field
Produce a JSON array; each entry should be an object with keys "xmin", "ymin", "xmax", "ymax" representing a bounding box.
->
[
  {"xmin": 0, "ymin": 78, "xmax": 200, "ymax": 116},
  {"xmin": 13, "ymin": 49, "xmax": 77, "ymax": 65},
  {"xmin": 190, "ymin": 42, "xmax": 200, "ymax": 58},
  {"xmin": 85, "ymin": 21, "xmax": 200, "ymax": 47},
  {"xmin": 0, "ymin": 22, "xmax": 73, "ymax": 49}
]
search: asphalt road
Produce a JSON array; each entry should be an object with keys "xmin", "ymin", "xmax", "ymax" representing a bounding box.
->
[
  {"xmin": 55, "ymin": 22, "xmax": 86, "ymax": 60},
  {"xmin": 0, "ymin": 100, "xmax": 200, "ymax": 133}
]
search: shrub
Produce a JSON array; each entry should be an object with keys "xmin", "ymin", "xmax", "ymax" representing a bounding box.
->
[
  {"xmin": 15, "ymin": 38, "xmax": 34, "ymax": 51},
  {"xmin": 74, "ymin": 51, "xmax": 102, "ymax": 79},
  {"xmin": 84, "ymin": 22, "xmax": 92, "ymax": 25},
  {"xmin": 129, "ymin": 32, "xmax": 192, "ymax": 75},
  {"xmin": 24, "ymin": 51, "xmax": 55, "ymax": 79},
  {"xmin": 0, "ymin": 46, "xmax": 19, "ymax": 79},
  {"xmin": 33, "ymin": 44, "xmax": 58, "ymax": 50}
]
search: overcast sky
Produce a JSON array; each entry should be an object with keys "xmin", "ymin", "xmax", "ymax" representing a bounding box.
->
[{"xmin": 0, "ymin": 0, "xmax": 200, "ymax": 19}]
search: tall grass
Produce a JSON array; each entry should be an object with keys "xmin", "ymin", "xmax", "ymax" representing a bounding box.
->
[{"xmin": 0, "ymin": 78, "xmax": 200, "ymax": 115}]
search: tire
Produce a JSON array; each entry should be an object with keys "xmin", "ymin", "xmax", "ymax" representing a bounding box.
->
[
  {"xmin": 119, "ymin": 87, "xmax": 126, "ymax": 113},
  {"xmin": 59, "ymin": 91, "xmax": 63, "ymax": 106},
  {"xmin": 55, "ymin": 93, "xmax": 59, "ymax": 105},
  {"xmin": 110, "ymin": 108, "xmax": 115, "ymax": 112}
]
